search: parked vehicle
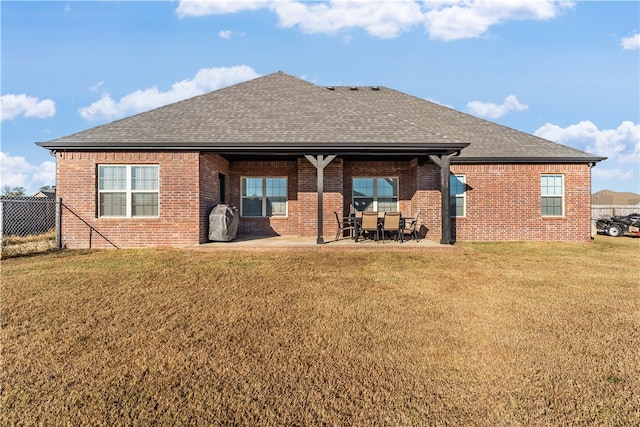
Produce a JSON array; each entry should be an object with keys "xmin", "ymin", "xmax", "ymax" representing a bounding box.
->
[{"xmin": 595, "ymin": 213, "xmax": 640, "ymax": 237}]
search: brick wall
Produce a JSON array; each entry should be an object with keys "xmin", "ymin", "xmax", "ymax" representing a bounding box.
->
[
  {"xmin": 56, "ymin": 152, "xmax": 594, "ymax": 247},
  {"xmin": 199, "ymin": 154, "xmax": 229, "ymax": 242},
  {"xmin": 228, "ymin": 160, "xmax": 299, "ymax": 236},
  {"xmin": 342, "ymin": 160, "xmax": 592, "ymax": 243},
  {"xmin": 447, "ymin": 163, "xmax": 593, "ymax": 242},
  {"xmin": 56, "ymin": 151, "xmax": 201, "ymax": 248}
]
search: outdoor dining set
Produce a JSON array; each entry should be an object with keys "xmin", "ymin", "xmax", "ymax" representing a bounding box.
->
[{"xmin": 334, "ymin": 211, "xmax": 421, "ymax": 243}]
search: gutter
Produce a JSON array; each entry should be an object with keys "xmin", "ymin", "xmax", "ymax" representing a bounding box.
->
[
  {"xmin": 36, "ymin": 141, "xmax": 471, "ymax": 157},
  {"xmin": 452, "ymin": 156, "xmax": 607, "ymax": 164}
]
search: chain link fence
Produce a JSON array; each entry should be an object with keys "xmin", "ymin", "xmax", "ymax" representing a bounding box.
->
[{"xmin": 1, "ymin": 196, "xmax": 57, "ymax": 238}]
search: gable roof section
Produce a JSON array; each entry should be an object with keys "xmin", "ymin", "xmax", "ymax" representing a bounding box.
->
[{"xmin": 38, "ymin": 71, "xmax": 603, "ymax": 163}]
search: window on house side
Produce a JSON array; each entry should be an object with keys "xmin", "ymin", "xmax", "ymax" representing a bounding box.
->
[
  {"xmin": 241, "ymin": 177, "xmax": 287, "ymax": 217},
  {"xmin": 352, "ymin": 177, "xmax": 398, "ymax": 212},
  {"xmin": 541, "ymin": 174, "xmax": 564, "ymax": 216},
  {"xmin": 450, "ymin": 175, "xmax": 466, "ymax": 217},
  {"xmin": 98, "ymin": 165, "xmax": 159, "ymax": 217}
]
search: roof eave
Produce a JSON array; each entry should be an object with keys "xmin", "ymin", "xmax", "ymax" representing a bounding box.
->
[
  {"xmin": 36, "ymin": 141, "xmax": 470, "ymax": 156},
  {"xmin": 452, "ymin": 156, "xmax": 607, "ymax": 164}
]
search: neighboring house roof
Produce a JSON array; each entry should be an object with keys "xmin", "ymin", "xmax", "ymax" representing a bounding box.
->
[
  {"xmin": 38, "ymin": 71, "xmax": 604, "ymax": 163},
  {"xmin": 32, "ymin": 190, "xmax": 56, "ymax": 199},
  {"xmin": 592, "ymin": 190, "xmax": 640, "ymax": 205}
]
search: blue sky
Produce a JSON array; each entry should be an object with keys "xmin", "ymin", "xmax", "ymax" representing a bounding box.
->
[{"xmin": 2, "ymin": 0, "xmax": 639, "ymax": 195}]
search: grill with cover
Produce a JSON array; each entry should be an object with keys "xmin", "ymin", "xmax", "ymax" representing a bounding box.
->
[{"xmin": 209, "ymin": 204, "xmax": 239, "ymax": 241}]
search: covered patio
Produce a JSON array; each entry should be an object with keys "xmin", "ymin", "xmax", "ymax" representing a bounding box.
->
[{"xmin": 195, "ymin": 234, "xmax": 461, "ymax": 251}]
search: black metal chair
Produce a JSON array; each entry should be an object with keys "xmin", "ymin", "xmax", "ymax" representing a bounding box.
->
[{"xmin": 334, "ymin": 211, "xmax": 355, "ymax": 240}]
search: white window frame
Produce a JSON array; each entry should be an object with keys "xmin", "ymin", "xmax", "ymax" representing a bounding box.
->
[
  {"xmin": 98, "ymin": 164, "xmax": 159, "ymax": 218},
  {"xmin": 352, "ymin": 177, "xmax": 399, "ymax": 213},
  {"xmin": 541, "ymin": 174, "xmax": 564, "ymax": 217},
  {"xmin": 241, "ymin": 177, "xmax": 288, "ymax": 217},
  {"xmin": 450, "ymin": 174, "xmax": 466, "ymax": 217}
]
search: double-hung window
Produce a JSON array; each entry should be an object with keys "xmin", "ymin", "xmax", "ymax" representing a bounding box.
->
[
  {"xmin": 352, "ymin": 177, "xmax": 398, "ymax": 212},
  {"xmin": 241, "ymin": 177, "xmax": 287, "ymax": 217},
  {"xmin": 450, "ymin": 174, "xmax": 466, "ymax": 217},
  {"xmin": 98, "ymin": 165, "xmax": 159, "ymax": 217},
  {"xmin": 541, "ymin": 174, "xmax": 564, "ymax": 216}
]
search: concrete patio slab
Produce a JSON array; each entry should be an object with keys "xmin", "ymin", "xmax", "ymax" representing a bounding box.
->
[{"xmin": 194, "ymin": 235, "xmax": 461, "ymax": 251}]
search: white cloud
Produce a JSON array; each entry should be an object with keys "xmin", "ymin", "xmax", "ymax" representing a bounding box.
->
[
  {"xmin": 271, "ymin": 1, "xmax": 424, "ymax": 39},
  {"xmin": 592, "ymin": 167, "xmax": 634, "ymax": 181},
  {"xmin": 218, "ymin": 29, "xmax": 245, "ymax": 39},
  {"xmin": 621, "ymin": 33, "xmax": 640, "ymax": 50},
  {"xmin": 79, "ymin": 65, "xmax": 261, "ymax": 121},
  {"xmin": 0, "ymin": 152, "xmax": 56, "ymax": 194},
  {"xmin": 218, "ymin": 29, "xmax": 232, "ymax": 39},
  {"xmin": 466, "ymin": 95, "xmax": 528, "ymax": 119},
  {"xmin": 90, "ymin": 81, "xmax": 105, "ymax": 92},
  {"xmin": 177, "ymin": 0, "xmax": 269, "ymax": 17},
  {"xmin": 176, "ymin": 0, "xmax": 572, "ymax": 41},
  {"xmin": 424, "ymin": 0, "xmax": 573, "ymax": 41},
  {"xmin": 535, "ymin": 121, "xmax": 640, "ymax": 191},
  {"xmin": 534, "ymin": 120, "xmax": 640, "ymax": 163},
  {"xmin": 0, "ymin": 94, "xmax": 56, "ymax": 121}
]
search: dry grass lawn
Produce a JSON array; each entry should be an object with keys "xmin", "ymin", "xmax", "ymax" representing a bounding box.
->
[
  {"xmin": 1, "ymin": 237, "xmax": 638, "ymax": 426},
  {"xmin": 1, "ymin": 230, "xmax": 57, "ymax": 259}
]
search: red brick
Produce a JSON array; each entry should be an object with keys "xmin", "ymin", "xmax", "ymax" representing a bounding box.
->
[{"xmin": 56, "ymin": 153, "xmax": 593, "ymax": 248}]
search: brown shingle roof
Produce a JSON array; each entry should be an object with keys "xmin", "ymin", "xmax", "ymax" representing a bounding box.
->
[
  {"xmin": 327, "ymin": 86, "xmax": 602, "ymax": 162},
  {"xmin": 592, "ymin": 190, "xmax": 640, "ymax": 205},
  {"xmin": 38, "ymin": 71, "xmax": 604, "ymax": 162}
]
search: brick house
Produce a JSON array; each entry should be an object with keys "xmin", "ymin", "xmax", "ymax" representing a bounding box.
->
[{"xmin": 37, "ymin": 72, "xmax": 604, "ymax": 248}]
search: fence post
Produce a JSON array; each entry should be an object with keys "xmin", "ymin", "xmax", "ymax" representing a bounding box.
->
[
  {"xmin": 0, "ymin": 199, "xmax": 3, "ymax": 247},
  {"xmin": 56, "ymin": 197, "xmax": 62, "ymax": 250}
]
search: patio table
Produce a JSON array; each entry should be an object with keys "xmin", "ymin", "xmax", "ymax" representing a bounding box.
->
[{"xmin": 349, "ymin": 214, "xmax": 413, "ymax": 243}]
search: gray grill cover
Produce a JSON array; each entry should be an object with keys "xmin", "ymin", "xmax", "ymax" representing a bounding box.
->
[{"xmin": 208, "ymin": 204, "xmax": 239, "ymax": 241}]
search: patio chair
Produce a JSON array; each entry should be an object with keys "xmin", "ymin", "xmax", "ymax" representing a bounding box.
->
[
  {"xmin": 402, "ymin": 211, "xmax": 421, "ymax": 242},
  {"xmin": 382, "ymin": 211, "xmax": 401, "ymax": 243},
  {"xmin": 360, "ymin": 211, "xmax": 380, "ymax": 242},
  {"xmin": 334, "ymin": 211, "xmax": 355, "ymax": 240}
]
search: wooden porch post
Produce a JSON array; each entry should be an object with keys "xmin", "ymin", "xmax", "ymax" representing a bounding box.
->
[
  {"xmin": 430, "ymin": 154, "xmax": 453, "ymax": 245},
  {"xmin": 305, "ymin": 154, "xmax": 336, "ymax": 244}
]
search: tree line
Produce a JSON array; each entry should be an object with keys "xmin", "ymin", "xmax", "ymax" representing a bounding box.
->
[{"xmin": 1, "ymin": 185, "xmax": 55, "ymax": 198}]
